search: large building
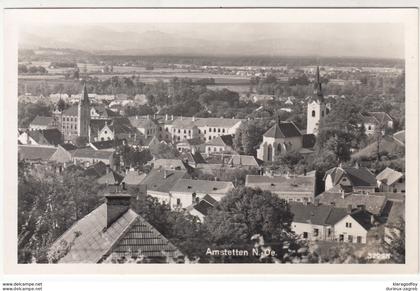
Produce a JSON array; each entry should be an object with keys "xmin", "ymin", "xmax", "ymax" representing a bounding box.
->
[{"xmin": 306, "ymin": 66, "xmax": 330, "ymax": 135}]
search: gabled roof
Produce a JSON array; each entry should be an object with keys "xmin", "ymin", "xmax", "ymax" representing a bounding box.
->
[
  {"xmin": 348, "ymin": 209, "xmax": 374, "ymax": 230},
  {"xmin": 72, "ymin": 148, "xmax": 114, "ymax": 160},
  {"xmin": 18, "ymin": 145, "xmax": 57, "ymax": 161},
  {"xmin": 351, "ymin": 135, "xmax": 405, "ymax": 159},
  {"xmin": 324, "ymin": 166, "xmax": 377, "ymax": 187},
  {"xmin": 263, "ymin": 122, "xmax": 301, "ymax": 138},
  {"xmin": 97, "ymin": 171, "xmax": 125, "ymax": 185},
  {"xmin": 170, "ymin": 179, "xmax": 234, "ymax": 196},
  {"xmin": 28, "ymin": 129, "xmax": 62, "ymax": 146},
  {"xmin": 122, "ymin": 171, "xmax": 147, "ymax": 185},
  {"xmin": 228, "ymin": 155, "xmax": 260, "ymax": 167},
  {"xmin": 316, "ymin": 192, "xmax": 387, "ymax": 216},
  {"xmin": 30, "ymin": 115, "xmax": 54, "ymax": 127},
  {"xmin": 393, "ymin": 130, "xmax": 405, "ymax": 145},
  {"xmin": 205, "ymin": 134, "xmax": 234, "ymax": 147},
  {"xmin": 386, "ymin": 200, "xmax": 405, "ymax": 227},
  {"xmin": 181, "ymin": 151, "xmax": 206, "ymax": 165},
  {"xmin": 92, "ymin": 104, "xmax": 119, "ymax": 118},
  {"xmin": 49, "ymin": 203, "xmax": 182, "ymax": 263},
  {"xmin": 202, "ymin": 194, "xmax": 218, "ymax": 205},
  {"xmin": 128, "ymin": 116, "xmax": 158, "ymax": 128},
  {"xmin": 376, "ymin": 167, "xmax": 404, "ymax": 186},
  {"xmin": 368, "ymin": 112, "xmax": 393, "ymax": 124},
  {"xmin": 192, "ymin": 199, "xmax": 215, "ymax": 216},
  {"xmin": 62, "ymin": 105, "xmax": 78, "ymax": 116},
  {"xmin": 152, "ymin": 158, "xmax": 187, "ymax": 170},
  {"xmin": 140, "ymin": 169, "xmax": 187, "ymax": 194},
  {"xmin": 245, "ymin": 175, "xmax": 315, "ymax": 193},
  {"xmin": 290, "ymin": 202, "xmax": 347, "ymax": 226}
]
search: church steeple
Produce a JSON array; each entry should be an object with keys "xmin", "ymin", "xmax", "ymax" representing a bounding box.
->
[
  {"xmin": 314, "ymin": 66, "xmax": 324, "ymax": 102},
  {"xmin": 80, "ymin": 82, "xmax": 90, "ymax": 105}
]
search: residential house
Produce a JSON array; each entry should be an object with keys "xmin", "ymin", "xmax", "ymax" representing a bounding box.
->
[
  {"xmin": 195, "ymin": 117, "xmax": 242, "ymax": 143},
  {"xmin": 227, "ymin": 155, "xmax": 261, "ymax": 169},
  {"xmin": 351, "ymin": 131, "xmax": 405, "ymax": 159},
  {"xmin": 128, "ymin": 116, "xmax": 159, "ymax": 139},
  {"xmin": 18, "ymin": 128, "xmax": 63, "ymax": 146},
  {"xmin": 90, "ymin": 104, "xmax": 119, "ymax": 120},
  {"xmin": 205, "ymin": 134, "xmax": 234, "ymax": 154},
  {"xmin": 170, "ymin": 118, "xmax": 199, "ymax": 142},
  {"xmin": 72, "ymin": 148, "xmax": 114, "ymax": 167},
  {"xmin": 186, "ymin": 194, "xmax": 218, "ymax": 222},
  {"xmin": 176, "ymin": 138, "xmax": 205, "ymax": 153},
  {"xmin": 150, "ymin": 158, "xmax": 189, "ymax": 171},
  {"xmin": 48, "ymin": 191, "xmax": 183, "ymax": 263},
  {"xmin": 256, "ymin": 121, "xmax": 304, "ymax": 162},
  {"xmin": 323, "ymin": 165, "xmax": 377, "ymax": 194},
  {"xmin": 315, "ymin": 192, "xmax": 387, "ymax": 217},
  {"xmin": 333, "ymin": 206, "xmax": 375, "ymax": 244},
  {"xmin": 180, "ymin": 151, "xmax": 206, "ymax": 168},
  {"xmin": 139, "ymin": 169, "xmax": 188, "ymax": 205},
  {"xmin": 359, "ymin": 112, "xmax": 394, "ymax": 135},
  {"xmin": 376, "ymin": 167, "xmax": 405, "ymax": 193},
  {"xmin": 169, "ymin": 179, "xmax": 234, "ymax": 210},
  {"xmin": 49, "ymin": 143, "xmax": 77, "ymax": 165}
]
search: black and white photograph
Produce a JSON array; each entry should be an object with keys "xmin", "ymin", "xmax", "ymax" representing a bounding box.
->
[{"xmin": 2, "ymin": 6, "xmax": 418, "ymax": 279}]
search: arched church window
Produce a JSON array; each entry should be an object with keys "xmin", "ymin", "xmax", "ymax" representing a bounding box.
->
[
  {"xmin": 277, "ymin": 144, "xmax": 282, "ymax": 153},
  {"xmin": 312, "ymin": 110, "xmax": 315, "ymax": 117}
]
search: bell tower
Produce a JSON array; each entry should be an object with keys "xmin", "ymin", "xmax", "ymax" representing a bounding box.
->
[{"xmin": 306, "ymin": 66, "xmax": 328, "ymax": 135}]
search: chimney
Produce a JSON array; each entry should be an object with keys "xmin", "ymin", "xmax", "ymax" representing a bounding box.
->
[
  {"xmin": 163, "ymin": 170, "xmax": 167, "ymax": 179},
  {"xmin": 171, "ymin": 115, "xmax": 174, "ymax": 120},
  {"xmin": 165, "ymin": 114, "xmax": 168, "ymax": 121},
  {"xmin": 192, "ymin": 192, "xmax": 196, "ymax": 203},
  {"xmin": 346, "ymin": 204, "xmax": 353, "ymax": 214},
  {"xmin": 105, "ymin": 192, "xmax": 132, "ymax": 228},
  {"xmin": 195, "ymin": 197, "xmax": 200, "ymax": 204},
  {"xmin": 192, "ymin": 116, "xmax": 196, "ymax": 122}
]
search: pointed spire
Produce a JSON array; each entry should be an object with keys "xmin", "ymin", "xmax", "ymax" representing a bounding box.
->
[
  {"xmin": 314, "ymin": 66, "xmax": 324, "ymax": 102},
  {"xmin": 80, "ymin": 82, "xmax": 90, "ymax": 105}
]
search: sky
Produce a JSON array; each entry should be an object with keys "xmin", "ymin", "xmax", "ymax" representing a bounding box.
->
[{"xmin": 20, "ymin": 23, "xmax": 404, "ymax": 59}]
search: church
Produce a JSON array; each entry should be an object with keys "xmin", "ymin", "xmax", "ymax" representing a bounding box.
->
[{"xmin": 256, "ymin": 66, "xmax": 328, "ymax": 163}]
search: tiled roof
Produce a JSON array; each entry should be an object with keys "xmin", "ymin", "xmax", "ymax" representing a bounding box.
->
[
  {"xmin": 90, "ymin": 140, "xmax": 119, "ymax": 150},
  {"xmin": 140, "ymin": 169, "xmax": 187, "ymax": 193},
  {"xmin": 202, "ymin": 194, "xmax": 218, "ymax": 205},
  {"xmin": 228, "ymin": 155, "xmax": 260, "ymax": 167},
  {"xmin": 97, "ymin": 171, "xmax": 124, "ymax": 185},
  {"xmin": 49, "ymin": 203, "xmax": 182, "ymax": 263},
  {"xmin": 192, "ymin": 199, "xmax": 215, "ymax": 216},
  {"xmin": 128, "ymin": 116, "xmax": 157, "ymax": 129},
  {"xmin": 315, "ymin": 192, "xmax": 387, "ymax": 216},
  {"xmin": 30, "ymin": 115, "xmax": 53, "ymax": 126},
  {"xmin": 28, "ymin": 128, "xmax": 62, "ymax": 146},
  {"xmin": 245, "ymin": 175, "xmax": 315, "ymax": 193},
  {"xmin": 59, "ymin": 143, "xmax": 77, "ymax": 151},
  {"xmin": 263, "ymin": 122, "xmax": 301, "ymax": 138},
  {"xmin": 108, "ymin": 215, "xmax": 183, "ymax": 260},
  {"xmin": 324, "ymin": 166, "xmax": 377, "ymax": 187},
  {"xmin": 122, "ymin": 171, "xmax": 147, "ymax": 185},
  {"xmin": 376, "ymin": 167, "xmax": 403, "ymax": 186},
  {"xmin": 205, "ymin": 135, "xmax": 233, "ymax": 147},
  {"xmin": 351, "ymin": 135, "xmax": 405, "ymax": 159},
  {"xmin": 290, "ymin": 202, "xmax": 347, "ymax": 225},
  {"xmin": 349, "ymin": 209, "xmax": 374, "ymax": 230},
  {"xmin": 62, "ymin": 105, "xmax": 78, "ymax": 116},
  {"xmin": 72, "ymin": 148, "xmax": 114, "ymax": 160},
  {"xmin": 181, "ymin": 152, "xmax": 206, "ymax": 165},
  {"xmin": 18, "ymin": 145, "xmax": 57, "ymax": 161},
  {"xmin": 170, "ymin": 179, "xmax": 234, "ymax": 196},
  {"xmin": 152, "ymin": 159, "xmax": 187, "ymax": 170}
]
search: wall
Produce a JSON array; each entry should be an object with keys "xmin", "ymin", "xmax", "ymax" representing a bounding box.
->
[{"xmin": 334, "ymin": 215, "xmax": 368, "ymax": 244}]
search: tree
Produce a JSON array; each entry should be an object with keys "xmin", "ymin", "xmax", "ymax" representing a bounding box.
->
[
  {"xmin": 384, "ymin": 219, "xmax": 405, "ymax": 263},
  {"xmin": 204, "ymin": 187, "xmax": 301, "ymax": 263},
  {"xmin": 234, "ymin": 119, "xmax": 272, "ymax": 155}
]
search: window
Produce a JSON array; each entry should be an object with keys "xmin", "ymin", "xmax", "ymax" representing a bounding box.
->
[
  {"xmin": 303, "ymin": 232, "xmax": 308, "ymax": 239},
  {"xmin": 104, "ymin": 130, "xmax": 108, "ymax": 134},
  {"xmin": 348, "ymin": 235, "xmax": 353, "ymax": 243},
  {"xmin": 209, "ymin": 128, "xmax": 212, "ymax": 132},
  {"xmin": 218, "ymin": 128, "xmax": 221, "ymax": 133},
  {"xmin": 368, "ymin": 125, "xmax": 372, "ymax": 130},
  {"xmin": 176, "ymin": 198, "xmax": 181, "ymax": 206},
  {"xmin": 313, "ymin": 228, "xmax": 319, "ymax": 237},
  {"xmin": 328, "ymin": 228, "xmax": 332, "ymax": 237},
  {"xmin": 204, "ymin": 130, "xmax": 206, "ymax": 134},
  {"xmin": 357, "ymin": 236, "xmax": 362, "ymax": 243},
  {"xmin": 345, "ymin": 222, "xmax": 352, "ymax": 228},
  {"xmin": 312, "ymin": 110, "xmax": 315, "ymax": 117},
  {"xmin": 188, "ymin": 130, "xmax": 191, "ymax": 134},
  {"xmin": 339, "ymin": 234, "xmax": 344, "ymax": 242},
  {"xmin": 222, "ymin": 129, "xmax": 225, "ymax": 133},
  {"xmin": 178, "ymin": 129, "xmax": 180, "ymax": 133},
  {"xmin": 209, "ymin": 136, "xmax": 212, "ymax": 140},
  {"xmin": 184, "ymin": 129, "xmax": 186, "ymax": 134}
]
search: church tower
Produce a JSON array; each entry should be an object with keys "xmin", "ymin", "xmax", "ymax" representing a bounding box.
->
[
  {"xmin": 77, "ymin": 83, "xmax": 91, "ymax": 138},
  {"xmin": 306, "ymin": 66, "xmax": 328, "ymax": 135}
]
